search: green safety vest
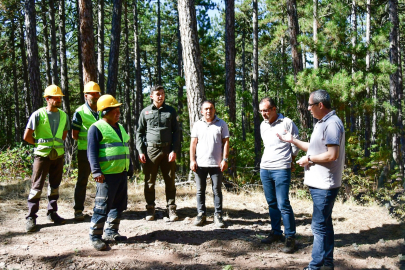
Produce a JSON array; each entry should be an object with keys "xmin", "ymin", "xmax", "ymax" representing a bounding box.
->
[
  {"xmin": 33, "ymin": 108, "xmax": 67, "ymax": 157},
  {"xmin": 75, "ymin": 104, "xmax": 100, "ymax": 150},
  {"xmin": 94, "ymin": 120, "xmax": 130, "ymax": 174}
]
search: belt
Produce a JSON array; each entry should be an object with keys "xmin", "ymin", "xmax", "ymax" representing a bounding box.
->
[{"xmin": 146, "ymin": 142, "xmax": 170, "ymax": 148}]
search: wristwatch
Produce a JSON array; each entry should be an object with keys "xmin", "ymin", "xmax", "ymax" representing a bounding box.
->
[
  {"xmin": 308, "ymin": 155, "xmax": 314, "ymax": 164},
  {"xmin": 223, "ymin": 158, "xmax": 229, "ymax": 162}
]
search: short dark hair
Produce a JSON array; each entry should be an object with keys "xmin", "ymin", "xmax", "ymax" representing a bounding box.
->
[
  {"xmin": 259, "ymin": 97, "xmax": 277, "ymax": 108},
  {"xmin": 151, "ymin": 85, "xmax": 164, "ymax": 93},
  {"xmin": 201, "ymin": 100, "xmax": 215, "ymax": 110},
  {"xmin": 311, "ymin": 89, "xmax": 331, "ymax": 109}
]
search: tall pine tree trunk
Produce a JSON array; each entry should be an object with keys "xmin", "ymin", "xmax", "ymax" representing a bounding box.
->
[
  {"xmin": 287, "ymin": 0, "xmax": 310, "ymax": 133},
  {"xmin": 241, "ymin": 28, "xmax": 246, "ymax": 141},
  {"xmin": 98, "ymin": 0, "xmax": 105, "ymax": 92},
  {"xmin": 178, "ymin": 0, "xmax": 205, "ymax": 130},
  {"xmin": 177, "ymin": 9, "xmax": 185, "ymax": 173},
  {"xmin": 25, "ymin": 0, "xmax": 42, "ymax": 112},
  {"xmin": 41, "ymin": 1, "xmax": 52, "ymax": 85},
  {"xmin": 11, "ymin": 17, "xmax": 20, "ymax": 142},
  {"xmin": 107, "ymin": 0, "xmax": 123, "ymax": 96},
  {"xmin": 133, "ymin": 0, "xmax": 142, "ymax": 124},
  {"xmin": 313, "ymin": 0, "xmax": 318, "ymax": 69},
  {"xmin": 59, "ymin": 0, "xmax": 70, "ymax": 117},
  {"xmin": 79, "ymin": 0, "xmax": 97, "ymax": 84},
  {"xmin": 157, "ymin": 0, "xmax": 161, "ymax": 85},
  {"xmin": 364, "ymin": 0, "xmax": 371, "ymax": 157},
  {"xmin": 350, "ymin": 0, "xmax": 357, "ymax": 133},
  {"xmin": 49, "ymin": 0, "xmax": 59, "ymax": 85},
  {"xmin": 252, "ymin": 0, "xmax": 261, "ymax": 167},
  {"xmin": 20, "ymin": 17, "xmax": 31, "ymax": 120}
]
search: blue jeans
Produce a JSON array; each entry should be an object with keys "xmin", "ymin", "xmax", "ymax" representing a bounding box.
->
[
  {"xmin": 260, "ymin": 169, "xmax": 296, "ymax": 237},
  {"xmin": 194, "ymin": 167, "xmax": 223, "ymax": 215},
  {"xmin": 89, "ymin": 172, "xmax": 128, "ymax": 241},
  {"xmin": 308, "ymin": 187, "xmax": 339, "ymax": 270}
]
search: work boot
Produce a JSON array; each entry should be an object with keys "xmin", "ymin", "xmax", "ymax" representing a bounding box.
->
[
  {"xmin": 26, "ymin": 217, "xmax": 36, "ymax": 232},
  {"xmin": 145, "ymin": 205, "xmax": 155, "ymax": 221},
  {"xmin": 261, "ymin": 230, "xmax": 282, "ymax": 244},
  {"xmin": 214, "ymin": 213, "xmax": 225, "ymax": 228},
  {"xmin": 193, "ymin": 213, "xmax": 206, "ymax": 226},
  {"xmin": 281, "ymin": 237, "xmax": 296, "ymax": 253},
  {"xmin": 91, "ymin": 239, "xmax": 107, "ymax": 251},
  {"xmin": 74, "ymin": 210, "xmax": 84, "ymax": 221},
  {"xmin": 167, "ymin": 205, "xmax": 179, "ymax": 221},
  {"xmin": 104, "ymin": 233, "xmax": 127, "ymax": 242},
  {"xmin": 47, "ymin": 212, "xmax": 66, "ymax": 225}
]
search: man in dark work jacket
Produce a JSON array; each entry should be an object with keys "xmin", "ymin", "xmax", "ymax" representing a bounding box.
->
[{"xmin": 136, "ymin": 85, "xmax": 180, "ymax": 222}]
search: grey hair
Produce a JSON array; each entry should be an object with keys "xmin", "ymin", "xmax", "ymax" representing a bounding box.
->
[
  {"xmin": 311, "ymin": 89, "xmax": 331, "ymax": 109},
  {"xmin": 259, "ymin": 97, "xmax": 277, "ymax": 108}
]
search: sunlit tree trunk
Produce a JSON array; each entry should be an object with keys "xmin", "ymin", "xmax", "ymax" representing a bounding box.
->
[
  {"xmin": 59, "ymin": 0, "xmax": 70, "ymax": 117},
  {"xmin": 25, "ymin": 0, "xmax": 42, "ymax": 112},
  {"xmin": 77, "ymin": 0, "xmax": 84, "ymax": 104},
  {"xmin": 350, "ymin": 0, "xmax": 357, "ymax": 133},
  {"xmin": 177, "ymin": 10, "xmax": 185, "ymax": 173},
  {"xmin": 364, "ymin": 0, "xmax": 371, "ymax": 158},
  {"xmin": 252, "ymin": 0, "xmax": 261, "ymax": 167},
  {"xmin": 133, "ymin": 0, "xmax": 142, "ymax": 124},
  {"xmin": 41, "ymin": 1, "xmax": 52, "ymax": 85},
  {"xmin": 157, "ymin": 0, "xmax": 161, "ymax": 85},
  {"xmin": 19, "ymin": 17, "xmax": 31, "ymax": 120},
  {"xmin": 11, "ymin": 17, "xmax": 20, "ymax": 142},
  {"xmin": 106, "ymin": 0, "xmax": 123, "ymax": 97},
  {"xmin": 79, "ymin": 0, "xmax": 97, "ymax": 84},
  {"xmin": 241, "ymin": 28, "xmax": 246, "ymax": 141},
  {"xmin": 313, "ymin": 0, "xmax": 318, "ymax": 69},
  {"xmin": 178, "ymin": 0, "xmax": 205, "ymax": 130}
]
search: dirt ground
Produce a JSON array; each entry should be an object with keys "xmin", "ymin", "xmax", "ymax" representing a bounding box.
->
[{"xmin": 0, "ymin": 177, "xmax": 404, "ymax": 270}]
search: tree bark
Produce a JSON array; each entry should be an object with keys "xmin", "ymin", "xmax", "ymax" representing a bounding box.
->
[
  {"xmin": 133, "ymin": 0, "xmax": 143, "ymax": 125},
  {"xmin": 389, "ymin": 0, "xmax": 400, "ymax": 165},
  {"xmin": 76, "ymin": 0, "xmax": 84, "ymax": 103},
  {"xmin": 98, "ymin": 0, "xmax": 105, "ymax": 92},
  {"xmin": 25, "ymin": 0, "xmax": 43, "ymax": 112},
  {"xmin": 157, "ymin": 0, "xmax": 161, "ymax": 85},
  {"xmin": 350, "ymin": 0, "xmax": 357, "ymax": 133},
  {"xmin": 41, "ymin": 1, "xmax": 52, "ymax": 85},
  {"xmin": 19, "ymin": 17, "xmax": 31, "ymax": 120},
  {"xmin": 11, "ymin": 17, "xmax": 21, "ymax": 142},
  {"xmin": 59, "ymin": 0, "xmax": 70, "ymax": 117},
  {"xmin": 252, "ymin": 0, "xmax": 261, "ymax": 167},
  {"xmin": 286, "ymin": 0, "xmax": 310, "ymax": 131},
  {"xmin": 364, "ymin": 0, "xmax": 371, "ymax": 157},
  {"xmin": 313, "ymin": 0, "xmax": 318, "ymax": 69},
  {"xmin": 241, "ymin": 28, "xmax": 246, "ymax": 141},
  {"xmin": 49, "ymin": 0, "xmax": 59, "ymax": 86},
  {"xmin": 225, "ymin": 0, "xmax": 236, "ymax": 123},
  {"xmin": 79, "ymin": 0, "xmax": 97, "ymax": 84},
  {"xmin": 178, "ymin": 0, "xmax": 205, "ymax": 130},
  {"xmin": 106, "ymin": 0, "xmax": 123, "ymax": 97},
  {"xmin": 177, "ymin": 8, "xmax": 185, "ymax": 173}
]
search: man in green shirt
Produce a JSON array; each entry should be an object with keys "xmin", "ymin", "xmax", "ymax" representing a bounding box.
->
[
  {"xmin": 136, "ymin": 85, "xmax": 180, "ymax": 222},
  {"xmin": 71, "ymin": 81, "xmax": 101, "ymax": 221},
  {"xmin": 23, "ymin": 85, "xmax": 70, "ymax": 232}
]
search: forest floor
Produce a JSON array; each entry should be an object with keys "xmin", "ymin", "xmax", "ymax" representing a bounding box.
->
[{"xmin": 0, "ymin": 177, "xmax": 404, "ymax": 270}]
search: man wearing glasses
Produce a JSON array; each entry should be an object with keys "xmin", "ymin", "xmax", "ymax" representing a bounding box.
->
[
  {"xmin": 277, "ymin": 90, "xmax": 345, "ymax": 270},
  {"xmin": 258, "ymin": 97, "xmax": 299, "ymax": 253}
]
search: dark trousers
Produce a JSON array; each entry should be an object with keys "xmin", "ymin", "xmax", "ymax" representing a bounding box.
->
[
  {"xmin": 308, "ymin": 187, "xmax": 339, "ymax": 270},
  {"xmin": 27, "ymin": 155, "xmax": 64, "ymax": 219},
  {"xmin": 74, "ymin": 150, "xmax": 91, "ymax": 211},
  {"xmin": 260, "ymin": 168, "xmax": 296, "ymax": 237},
  {"xmin": 89, "ymin": 172, "xmax": 128, "ymax": 241},
  {"xmin": 142, "ymin": 146, "xmax": 176, "ymax": 206},
  {"xmin": 194, "ymin": 167, "xmax": 223, "ymax": 215}
]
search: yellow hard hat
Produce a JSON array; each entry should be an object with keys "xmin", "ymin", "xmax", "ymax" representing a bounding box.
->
[
  {"xmin": 43, "ymin": 85, "xmax": 64, "ymax": 97},
  {"xmin": 84, "ymin": 81, "xmax": 101, "ymax": 93},
  {"xmin": 97, "ymin": 94, "xmax": 122, "ymax": 112}
]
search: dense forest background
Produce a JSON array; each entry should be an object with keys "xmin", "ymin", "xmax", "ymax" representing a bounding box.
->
[{"xmin": 0, "ymin": 0, "xmax": 405, "ymax": 216}]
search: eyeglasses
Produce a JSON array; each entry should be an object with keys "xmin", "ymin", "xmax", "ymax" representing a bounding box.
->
[
  {"xmin": 259, "ymin": 107, "xmax": 274, "ymax": 113},
  {"xmin": 308, "ymin": 102, "xmax": 319, "ymax": 107}
]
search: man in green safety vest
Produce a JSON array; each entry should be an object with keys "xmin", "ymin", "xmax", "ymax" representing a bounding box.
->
[
  {"xmin": 87, "ymin": 94, "xmax": 133, "ymax": 251},
  {"xmin": 71, "ymin": 81, "xmax": 101, "ymax": 221},
  {"xmin": 23, "ymin": 85, "xmax": 70, "ymax": 233}
]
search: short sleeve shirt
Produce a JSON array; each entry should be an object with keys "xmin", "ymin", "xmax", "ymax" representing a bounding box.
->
[
  {"xmin": 26, "ymin": 109, "xmax": 70, "ymax": 136},
  {"xmin": 191, "ymin": 116, "xmax": 230, "ymax": 167},
  {"xmin": 304, "ymin": 110, "xmax": 345, "ymax": 189}
]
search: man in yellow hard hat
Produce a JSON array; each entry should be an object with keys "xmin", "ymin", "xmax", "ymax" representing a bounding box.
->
[
  {"xmin": 23, "ymin": 85, "xmax": 70, "ymax": 232},
  {"xmin": 71, "ymin": 81, "xmax": 101, "ymax": 221},
  {"xmin": 87, "ymin": 94, "xmax": 133, "ymax": 251}
]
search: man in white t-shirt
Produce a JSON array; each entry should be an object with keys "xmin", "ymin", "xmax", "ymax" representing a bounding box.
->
[{"xmin": 190, "ymin": 101, "xmax": 230, "ymax": 228}]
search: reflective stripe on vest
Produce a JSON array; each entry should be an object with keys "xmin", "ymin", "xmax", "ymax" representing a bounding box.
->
[
  {"xmin": 76, "ymin": 104, "xmax": 100, "ymax": 150},
  {"xmin": 33, "ymin": 108, "xmax": 67, "ymax": 157},
  {"xmin": 94, "ymin": 120, "xmax": 130, "ymax": 174}
]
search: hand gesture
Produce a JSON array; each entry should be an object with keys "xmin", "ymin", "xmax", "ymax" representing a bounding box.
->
[{"xmin": 276, "ymin": 130, "xmax": 294, "ymax": 143}]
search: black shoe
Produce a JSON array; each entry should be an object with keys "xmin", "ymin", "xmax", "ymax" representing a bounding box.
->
[
  {"xmin": 104, "ymin": 233, "xmax": 127, "ymax": 242},
  {"xmin": 193, "ymin": 213, "xmax": 206, "ymax": 226},
  {"xmin": 261, "ymin": 230, "xmax": 282, "ymax": 244},
  {"xmin": 91, "ymin": 239, "xmax": 107, "ymax": 251},
  {"xmin": 74, "ymin": 210, "xmax": 85, "ymax": 221},
  {"xmin": 47, "ymin": 212, "xmax": 66, "ymax": 225},
  {"xmin": 26, "ymin": 217, "xmax": 36, "ymax": 232},
  {"xmin": 214, "ymin": 213, "xmax": 225, "ymax": 228},
  {"xmin": 282, "ymin": 237, "xmax": 296, "ymax": 253}
]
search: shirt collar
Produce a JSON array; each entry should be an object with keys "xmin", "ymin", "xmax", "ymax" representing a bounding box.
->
[
  {"xmin": 201, "ymin": 115, "xmax": 219, "ymax": 124},
  {"xmin": 85, "ymin": 101, "xmax": 98, "ymax": 115},
  {"xmin": 264, "ymin": 113, "xmax": 284, "ymax": 124},
  {"xmin": 318, "ymin": 110, "xmax": 336, "ymax": 122},
  {"xmin": 152, "ymin": 102, "xmax": 166, "ymax": 110}
]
